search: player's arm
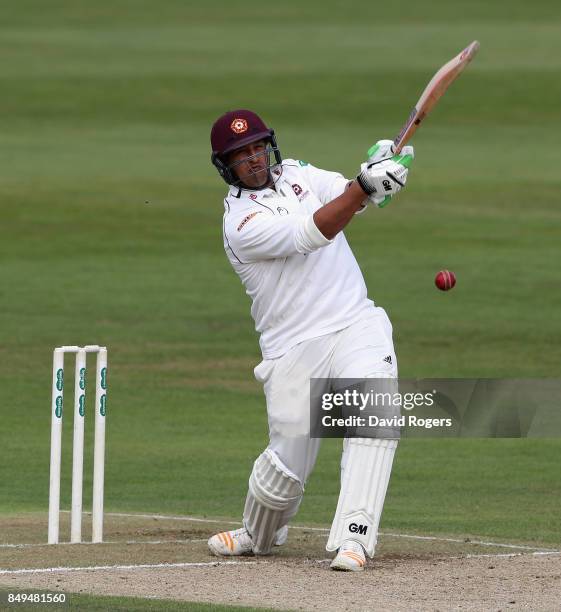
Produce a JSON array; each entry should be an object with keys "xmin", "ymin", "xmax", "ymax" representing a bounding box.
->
[
  {"xmin": 312, "ymin": 181, "xmax": 369, "ymax": 240},
  {"xmin": 313, "ymin": 148, "xmax": 413, "ymax": 240},
  {"xmin": 225, "ymin": 211, "xmax": 331, "ymax": 264}
]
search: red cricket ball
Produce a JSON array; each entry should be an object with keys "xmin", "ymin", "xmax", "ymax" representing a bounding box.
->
[{"xmin": 435, "ymin": 269, "xmax": 456, "ymax": 291}]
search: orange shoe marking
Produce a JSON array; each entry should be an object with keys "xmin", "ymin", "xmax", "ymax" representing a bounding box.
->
[
  {"xmin": 342, "ymin": 551, "xmax": 365, "ymax": 566},
  {"xmin": 218, "ymin": 533, "xmax": 228, "ymax": 549},
  {"xmin": 225, "ymin": 531, "xmax": 234, "ymax": 551}
]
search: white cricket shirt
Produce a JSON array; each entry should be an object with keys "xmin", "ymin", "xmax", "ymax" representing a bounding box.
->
[{"xmin": 222, "ymin": 159, "xmax": 376, "ymax": 359}]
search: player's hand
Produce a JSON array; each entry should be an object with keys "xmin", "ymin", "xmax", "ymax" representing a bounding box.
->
[
  {"xmin": 366, "ymin": 139, "xmax": 395, "ymax": 164},
  {"xmin": 358, "ymin": 143, "xmax": 414, "ymax": 208}
]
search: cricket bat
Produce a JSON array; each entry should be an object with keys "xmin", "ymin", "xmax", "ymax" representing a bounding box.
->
[{"xmin": 393, "ymin": 40, "xmax": 480, "ymax": 154}]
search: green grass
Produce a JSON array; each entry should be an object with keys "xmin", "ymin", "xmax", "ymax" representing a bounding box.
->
[
  {"xmin": 0, "ymin": 0, "xmax": 560, "ymax": 551},
  {"xmin": 0, "ymin": 589, "xmax": 278, "ymax": 611}
]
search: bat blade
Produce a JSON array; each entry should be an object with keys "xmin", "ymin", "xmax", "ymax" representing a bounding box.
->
[{"xmin": 393, "ymin": 40, "xmax": 480, "ymax": 154}]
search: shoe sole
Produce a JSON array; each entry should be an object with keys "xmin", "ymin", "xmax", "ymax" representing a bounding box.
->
[
  {"xmin": 330, "ymin": 559, "xmax": 365, "ymax": 572},
  {"xmin": 208, "ymin": 541, "xmax": 254, "ymax": 557}
]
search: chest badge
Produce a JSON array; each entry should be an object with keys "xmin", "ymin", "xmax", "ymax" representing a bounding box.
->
[{"xmin": 291, "ymin": 183, "xmax": 310, "ymax": 202}]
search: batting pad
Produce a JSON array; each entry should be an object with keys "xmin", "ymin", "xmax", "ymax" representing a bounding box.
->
[
  {"xmin": 326, "ymin": 438, "xmax": 397, "ymax": 557},
  {"xmin": 244, "ymin": 449, "xmax": 303, "ymax": 554}
]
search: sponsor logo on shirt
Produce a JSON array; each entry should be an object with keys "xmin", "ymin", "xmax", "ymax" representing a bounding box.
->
[
  {"xmin": 237, "ymin": 211, "xmax": 261, "ymax": 231},
  {"xmin": 277, "ymin": 207, "xmax": 289, "ymax": 215}
]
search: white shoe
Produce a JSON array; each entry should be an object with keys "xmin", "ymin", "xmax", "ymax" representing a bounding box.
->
[
  {"xmin": 330, "ymin": 540, "xmax": 366, "ymax": 572},
  {"xmin": 208, "ymin": 525, "xmax": 288, "ymax": 557},
  {"xmin": 208, "ymin": 528, "xmax": 253, "ymax": 556},
  {"xmin": 274, "ymin": 524, "xmax": 288, "ymax": 546}
]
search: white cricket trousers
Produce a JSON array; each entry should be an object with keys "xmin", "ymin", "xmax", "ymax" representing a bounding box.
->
[{"xmin": 253, "ymin": 307, "xmax": 398, "ymax": 484}]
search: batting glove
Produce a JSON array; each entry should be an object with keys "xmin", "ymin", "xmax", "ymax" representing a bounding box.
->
[
  {"xmin": 359, "ymin": 140, "xmax": 414, "ymax": 208},
  {"xmin": 367, "ymin": 139, "xmax": 395, "ymax": 163}
]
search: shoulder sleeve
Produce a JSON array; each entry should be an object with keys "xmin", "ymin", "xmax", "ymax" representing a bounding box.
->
[
  {"xmin": 296, "ymin": 161, "xmax": 350, "ymax": 205},
  {"xmin": 224, "ymin": 208, "xmax": 332, "ymax": 264}
]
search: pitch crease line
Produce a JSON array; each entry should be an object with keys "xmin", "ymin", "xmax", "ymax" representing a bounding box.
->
[
  {"xmin": 88, "ymin": 511, "xmax": 557, "ymax": 552},
  {"xmin": 0, "ymin": 539, "xmax": 207, "ymax": 549},
  {"xmin": 380, "ymin": 532, "xmax": 557, "ymax": 552},
  {"xmin": 456, "ymin": 551, "xmax": 561, "ymax": 559},
  {"xmin": 0, "ymin": 560, "xmax": 262, "ymax": 576}
]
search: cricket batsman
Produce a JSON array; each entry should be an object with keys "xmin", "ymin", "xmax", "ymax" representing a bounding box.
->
[{"xmin": 207, "ymin": 109, "xmax": 413, "ymax": 571}]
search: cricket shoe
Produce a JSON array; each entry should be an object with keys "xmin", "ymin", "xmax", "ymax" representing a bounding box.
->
[
  {"xmin": 274, "ymin": 524, "xmax": 288, "ymax": 546},
  {"xmin": 330, "ymin": 540, "xmax": 366, "ymax": 572},
  {"xmin": 208, "ymin": 526, "xmax": 289, "ymax": 556}
]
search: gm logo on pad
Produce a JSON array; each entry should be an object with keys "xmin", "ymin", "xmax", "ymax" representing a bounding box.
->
[{"xmin": 349, "ymin": 523, "xmax": 368, "ymax": 535}]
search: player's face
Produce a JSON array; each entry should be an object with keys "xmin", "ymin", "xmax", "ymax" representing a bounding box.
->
[{"xmin": 228, "ymin": 140, "xmax": 272, "ymax": 189}]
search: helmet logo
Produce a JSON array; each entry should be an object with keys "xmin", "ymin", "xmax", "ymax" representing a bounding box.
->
[{"xmin": 231, "ymin": 118, "xmax": 248, "ymax": 134}]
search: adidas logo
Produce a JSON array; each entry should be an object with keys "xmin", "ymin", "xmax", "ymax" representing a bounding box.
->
[{"xmin": 383, "ymin": 355, "xmax": 392, "ymax": 365}]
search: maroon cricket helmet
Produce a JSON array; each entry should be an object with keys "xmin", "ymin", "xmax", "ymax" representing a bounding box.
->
[{"xmin": 210, "ymin": 109, "xmax": 282, "ymax": 187}]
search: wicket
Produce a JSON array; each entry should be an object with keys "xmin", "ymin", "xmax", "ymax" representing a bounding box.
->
[{"xmin": 48, "ymin": 345, "xmax": 108, "ymax": 544}]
